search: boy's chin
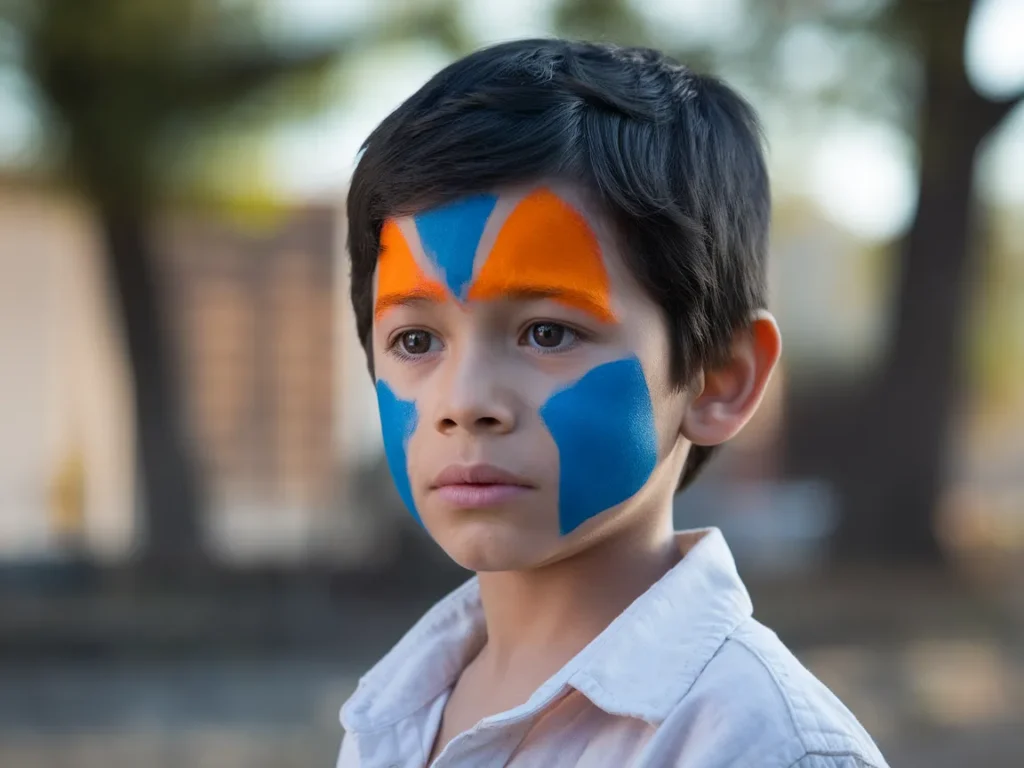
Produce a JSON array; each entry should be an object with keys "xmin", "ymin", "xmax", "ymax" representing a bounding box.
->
[{"xmin": 429, "ymin": 516, "xmax": 567, "ymax": 573}]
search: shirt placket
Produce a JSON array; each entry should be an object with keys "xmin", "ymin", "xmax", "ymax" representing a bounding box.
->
[
  {"xmin": 432, "ymin": 719, "xmax": 533, "ymax": 768},
  {"xmin": 431, "ymin": 682, "xmax": 574, "ymax": 767}
]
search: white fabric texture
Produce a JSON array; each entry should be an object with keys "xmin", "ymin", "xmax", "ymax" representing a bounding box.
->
[{"xmin": 336, "ymin": 528, "xmax": 888, "ymax": 768}]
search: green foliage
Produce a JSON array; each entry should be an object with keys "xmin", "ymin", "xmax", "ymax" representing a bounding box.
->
[
  {"xmin": 376, "ymin": 0, "xmax": 473, "ymax": 55},
  {"xmin": 554, "ymin": 0, "xmax": 650, "ymax": 48},
  {"xmin": 552, "ymin": 0, "xmax": 916, "ymax": 127},
  {"xmin": 8, "ymin": 0, "xmax": 347, "ymax": 208}
]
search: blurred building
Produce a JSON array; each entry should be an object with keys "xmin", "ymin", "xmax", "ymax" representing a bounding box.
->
[
  {"xmin": 0, "ymin": 176, "xmax": 135, "ymax": 562},
  {"xmin": 0, "ymin": 175, "xmax": 387, "ymax": 567},
  {"xmin": 159, "ymin": 205, "xmax": 337, "ymax": 565}
]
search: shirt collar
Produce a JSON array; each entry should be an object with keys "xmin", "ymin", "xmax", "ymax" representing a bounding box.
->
[{"xmin": 341, "ymin": 527, "xmax": 752, "ymax": 732}]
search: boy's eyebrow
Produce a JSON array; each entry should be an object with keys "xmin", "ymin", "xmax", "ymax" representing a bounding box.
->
[
  {"xmin": 374, "ymin": 288, "xmax": 448, "ymax": 318},
  {"xmin": 373, "ymin": 285, "xmax": 617, "ymax": 323},
  {"xmin": 498, "ymin": 286, "xmax": 616, "ymax": 323}
]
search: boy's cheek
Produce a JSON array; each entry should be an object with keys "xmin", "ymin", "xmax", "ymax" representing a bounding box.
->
[
  {"xmin": 540, "ymin": 355, "xmax": 658, "ymax": 535},
  {"xmin": 376, "ymin": 378, "xmax": 421, "ymax": 525}
]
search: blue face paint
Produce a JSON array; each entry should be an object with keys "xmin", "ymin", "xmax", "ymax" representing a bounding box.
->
[
  {"xmin": 414, "ymin": 194, "xmax": 499, "ymax": 299},
  {"xmin": 540, "ymin": 356, "xmax": 658, "ymax": 535},
  {"xmin": 375, "ymin": 379, "xmax": 421, "ymax": 525}
]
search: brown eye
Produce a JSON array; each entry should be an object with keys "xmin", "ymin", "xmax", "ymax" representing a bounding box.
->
[
  {"xmin": 524, "ymin": 322, "xmax": 582, "ymax": 352},
  {"xmin": 531, "ymin": 323, "xmax": 565, "ymax": 348},
  {"xmin": 399, "ymin": 329, "xmax": 435, "ymax": 355}
]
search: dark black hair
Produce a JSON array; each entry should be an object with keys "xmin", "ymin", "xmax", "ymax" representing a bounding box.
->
[{"xmin": 347, "ymin": 38, "xmax": 770, "ymax": 491}]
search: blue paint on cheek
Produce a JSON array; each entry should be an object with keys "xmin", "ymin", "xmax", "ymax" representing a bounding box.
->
[
  {"xmin": 413, "ymin": 194, "xmax": 498, "ymax": 299},
  {"xmin": 540, "ymin": 357, "xmax": 658, "ymax": 535},
  {"xmin": 375, "ymin": 379, "xmax": 421, "ymax": 525}
]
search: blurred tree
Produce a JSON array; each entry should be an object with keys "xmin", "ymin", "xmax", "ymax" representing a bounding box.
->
[
  {"xmin": 820, "ymin": 0, "xmax": 1022, "ymax": 564},
  {"xmin": 0, "ymin": 0, "xmax": 343, "ymax": 571},
  {"xmin": 554, "ymin": 0, "xmax": 1023, "ymax": 564}
]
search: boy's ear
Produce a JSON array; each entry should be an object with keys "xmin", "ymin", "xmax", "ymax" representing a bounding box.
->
[{"xmin": 681, "ymin": 311, "xmax": 782, "ymax": 446}]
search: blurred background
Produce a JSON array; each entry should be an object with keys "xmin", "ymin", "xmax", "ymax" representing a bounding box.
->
[{"xmin": 0, "ymin": 0, "xmax": 1022, "ymax": 765}]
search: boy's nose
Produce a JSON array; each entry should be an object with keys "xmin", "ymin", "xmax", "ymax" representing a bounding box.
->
[{"xmin": 433, "ymin": 349, "xmax": 516, "ymax": 437}]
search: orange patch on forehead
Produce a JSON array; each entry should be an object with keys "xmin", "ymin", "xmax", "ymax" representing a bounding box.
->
[
  {"xmin": 467, "ymin": 188, "xmax": 616, "ymax": 323},
  {"xmin": 374, "ymin": 219, "xmax": 448, "ymax": 319}
]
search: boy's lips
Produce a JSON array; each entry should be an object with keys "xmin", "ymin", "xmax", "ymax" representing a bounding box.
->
[{"xmin": 430, "ymin": 463, "xmax": 534, "ymax": 508}]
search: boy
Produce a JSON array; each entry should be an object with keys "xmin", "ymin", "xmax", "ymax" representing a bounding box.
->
[{"xmin": 338, "ymin": 39, "xmax": 887, "ymax": 768}]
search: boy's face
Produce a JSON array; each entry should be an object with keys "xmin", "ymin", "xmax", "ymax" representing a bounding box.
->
[{"xmin": 371, "ymin": 182, "xmax": 691, "ymax": 571}]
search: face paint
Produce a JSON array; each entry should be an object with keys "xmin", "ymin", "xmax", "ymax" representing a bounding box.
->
[
  {"xmin": 375, "ymin": 220, "xmax": 447, "ymax": 319},
  {"xmin": 468, "ymin": 188, "xmax": 616, "ymax": 323},
  {"xmin": 375, "ymin": 379, "xmax": 421, "ymax": 524},
  {"xmin": 414, "ymin": 194, "xmax": 499, "ymax": 300},
  {"xmin": 540, "ymin": 356, "xmax": 657, "ymax": 534},
  {"xmin": 375, "ymin": 189, "xmax": 654, "ymax": 536}
]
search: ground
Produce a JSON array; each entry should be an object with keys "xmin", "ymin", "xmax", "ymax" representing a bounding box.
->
[{"xmin": 1, "ymin": 564, "xmax": 1022, "ymax": 767}]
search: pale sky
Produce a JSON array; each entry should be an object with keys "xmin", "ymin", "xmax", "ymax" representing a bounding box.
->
[{"xmin": 1, "ymin": 0, "xmax": 1021, "ymax": 242}]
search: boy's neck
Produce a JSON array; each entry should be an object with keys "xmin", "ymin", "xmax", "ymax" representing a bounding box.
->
[{"xmin": 474, "ymin": 507, "xmax": 680, "ymax": 683}]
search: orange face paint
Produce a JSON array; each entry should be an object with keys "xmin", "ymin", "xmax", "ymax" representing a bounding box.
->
[
  {"xmin": 468, "ymin": 188, "xmax": 616, "ymax": 323},
  {"xmin": 374, "ymin": 219, "xmax": 448, "ymax": 319}
]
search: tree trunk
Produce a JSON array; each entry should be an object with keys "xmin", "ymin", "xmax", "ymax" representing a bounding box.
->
[
  {"xmin": 830, "ymin": 115, "xmax": 978, "ymax": 563},
  {"xmin": 98, "ymin": 206, "xmax": 207, "ymax": 571},
  {"xmin": 785, "ymin": 0, "xmax": 1019, "ymax": 565}
]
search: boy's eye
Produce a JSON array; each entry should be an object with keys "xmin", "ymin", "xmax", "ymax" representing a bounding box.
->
[
  {"xmin": 398, "ymin": 329, "xmax": 438, "ymax": 355},
  {"xmin": 523, "ymin": 322, "xmax": 579, "ymax": 351}
]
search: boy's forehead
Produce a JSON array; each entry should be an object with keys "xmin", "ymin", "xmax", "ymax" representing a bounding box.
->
[{"xmin": 374, "ymin": 183, "xmax": 621, "ymax": 322}]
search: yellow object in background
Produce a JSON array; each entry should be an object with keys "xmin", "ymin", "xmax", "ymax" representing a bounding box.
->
[{"xmin": 49, "ymin": 442, "xmax": 86, "ymax": 549}]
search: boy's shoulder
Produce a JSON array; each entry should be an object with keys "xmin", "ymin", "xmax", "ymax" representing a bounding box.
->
[{"xmin": 658, "ymin": 616, "xmax": 888, "ymax": 768}]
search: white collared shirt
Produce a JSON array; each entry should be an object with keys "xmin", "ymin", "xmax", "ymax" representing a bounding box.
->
[{"xmin": 337, "ymin": 528, "xmax": 888, "ymax": 768}]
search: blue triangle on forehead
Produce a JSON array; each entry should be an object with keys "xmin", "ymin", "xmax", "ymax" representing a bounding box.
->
[{"xmin": 414, "ymin": 194, "xmax": 499, "ymax": 299}]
